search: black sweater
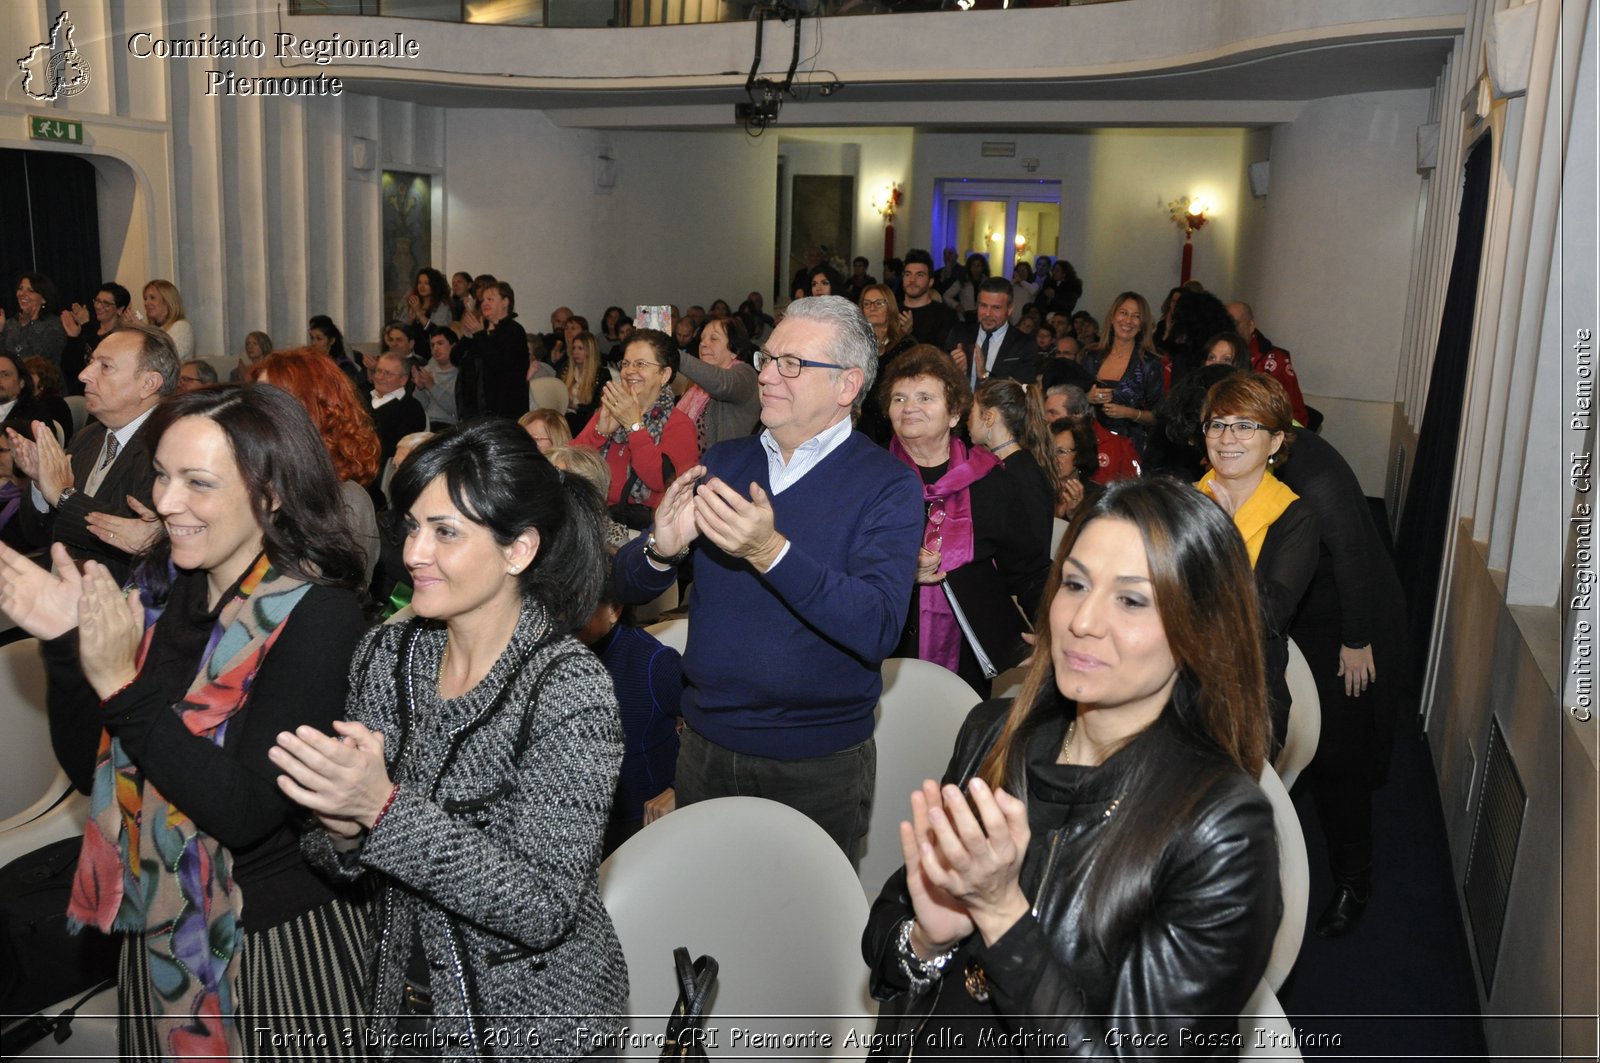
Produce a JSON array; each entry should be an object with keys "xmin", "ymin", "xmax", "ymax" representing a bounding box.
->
[{"xmin": 44, "ymin": 568, "xmax": 370, "ymax": 930}]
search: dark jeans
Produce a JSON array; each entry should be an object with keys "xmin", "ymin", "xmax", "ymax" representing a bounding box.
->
[{"xmin": 675, "ymin": 725, "xmax": 875, "ymax": 866}]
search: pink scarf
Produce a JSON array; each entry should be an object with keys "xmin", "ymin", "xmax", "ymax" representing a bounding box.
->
[{"xmin": 890, "ymin": 437, "xmax": 1001, "ymax": 672}]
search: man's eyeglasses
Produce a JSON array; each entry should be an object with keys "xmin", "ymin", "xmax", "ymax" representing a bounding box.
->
[
  {"xmin": 755, "ymin": 350, "xmax": 841, "ymax": 378},
  {"xmin": 1203, "ymin": 418, "xmax": 1268, "ymax": 440}
]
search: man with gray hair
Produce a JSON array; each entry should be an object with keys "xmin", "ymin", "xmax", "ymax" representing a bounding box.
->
[
  {"xmin": 176, "ymin": 358, "xmax": 219, "ymax": 392},
  {"xmin": 9, "ymin": 321, "xmax": 178, "ymax": 579},
  {"xmin": 613, "ymin": 295, "xmax": 922, "ymax": 863}
]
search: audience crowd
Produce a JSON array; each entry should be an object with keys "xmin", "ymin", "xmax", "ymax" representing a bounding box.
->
[{"xmin": 0, "ymin": 247, "xmax": 1407, "ymax": 1059}]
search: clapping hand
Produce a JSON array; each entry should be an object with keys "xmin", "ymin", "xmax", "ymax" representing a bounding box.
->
[
  {"xmin": 950, "ymin": 344, "xmax": 969, "ymax": 375},
  {"xmin": 649, "ymin": 464, "xmax": 704, "ymax": 558},
  {"xmin": 692, "ymin": 477, "xmax": 785, "ymax": 572},
  {"xmin": 897, "ymin": 309, "xmax": 914, "ymax": 336},
  {"xmin": 0, "ymin": 541, "xmax": 84, "ymax": 640},
  {"xmin": 599, "ymin": 380, "xmax": 644, "ymax": 432},
  {"xmin": 60, "ymin": 307, "xmax": 84, "ymax": 337},
  {"xmin": 85, "ymin": 496, "xmax": 163, "ymax": 555},
  {"xmin": 898, "ymin": 780, "xmax": 975, "ymax": 956},
  {"xmin": 10, "ymin": 421, "xmax": 74, "ymax": 502},
  {"xmin": 75, "ymin": 561, "xmax": 144, "ymax": 700},
  {"xmin": 270, "ymin": 719, "xmax": 395, "ymax": 831},
  {"xmin": 909, "ymin": 777, "xmax": 1032, "ymax": 947}
]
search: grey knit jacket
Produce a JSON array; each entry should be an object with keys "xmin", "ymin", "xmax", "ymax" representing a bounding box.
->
[
  {"xmin": 673, "ymin": 352, "xmax": 761, "ymax": 448},
  {"xmin": 304, "ymin": 599, "xmax": 627, "ymax": 1061}
]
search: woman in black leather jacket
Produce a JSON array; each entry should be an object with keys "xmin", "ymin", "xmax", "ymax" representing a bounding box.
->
[{"xmin": 863, "ymin": 477, "xmax": 1281, "ymax": 1058}]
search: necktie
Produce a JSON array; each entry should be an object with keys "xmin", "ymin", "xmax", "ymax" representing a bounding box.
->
[
  {"xmin": 977, "ymin": 330, "xmax": 992, "ymax": 386},
  {"xmin": 100, "ymin": 432, "xmax": 120, "ymax": 470}
]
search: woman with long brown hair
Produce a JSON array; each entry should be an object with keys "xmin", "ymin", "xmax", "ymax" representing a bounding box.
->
[
  {"xmin": 562, "ymin": 329, "xmax": 605, "ymax": 436},
  {"xmin": 1080, "ymin": 291, "xmax": 1165, "ymax": 460},
  {"xmin": 863, "ymin": 477, "xmax": 1279, "ymax": 1056},
  {"xmin": 856, "ymin": 284, "xmax": 916, "ymax": 444},
  {"xmin": 0, "ymin": 385, "xmax": 372, "ymax": 1060}
]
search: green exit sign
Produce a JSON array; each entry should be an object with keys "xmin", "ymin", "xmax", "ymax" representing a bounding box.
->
[{"xmin": 28, "ymin": 116, "xmax": 83, "ymax": 143}]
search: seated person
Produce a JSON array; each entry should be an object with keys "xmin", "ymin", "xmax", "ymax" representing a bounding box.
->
[
  {"xmin": 577, "ymin": 575, "xmax": 684, "ymax": 857},
  {"xmin": 519, "ymin": 408, "xmax": 571, "ymax": 456},
  {"xmin": 177, "ymin": 358, "xmax": 218, "ymax": 392}
]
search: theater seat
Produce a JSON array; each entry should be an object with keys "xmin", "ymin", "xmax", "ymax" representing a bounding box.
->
[
  {"xmin": 860, "ymin": 657, "xmax": 981, "ymax": 899},
  {"xmin": 599, "ymin": 797, "xmax": 874, "ymax": 1057}
]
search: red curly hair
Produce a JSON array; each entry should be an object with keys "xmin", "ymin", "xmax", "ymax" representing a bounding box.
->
[{"xmin": 245, "ymin": 347, "xmax": 380, "ymax": 486}]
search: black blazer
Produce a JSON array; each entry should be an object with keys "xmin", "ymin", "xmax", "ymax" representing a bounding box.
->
[
  {"xmin": 944, "ymin": 322, "xmax": 1039, "ymax": 385},
  {"xmin": 18, "ymin": 414, "xmax": 158, "ymax": 582}
]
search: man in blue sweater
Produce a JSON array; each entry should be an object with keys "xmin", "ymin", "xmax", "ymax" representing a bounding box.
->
[{"xmin": 613, "ymin": 296, "xmax": 923, "ymax": 862}]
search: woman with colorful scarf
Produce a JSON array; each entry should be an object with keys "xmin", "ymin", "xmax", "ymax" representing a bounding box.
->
[
  {"xmin": 1195, "ymin": 372, "xmax": 1319, "ymax": 749},
  {"xmin": 574, "ymin": 327, "xmax": 699, "ymax": 529},
  {"xmin": 884, "ymin": 346, "xmax": 1051, "ymax": 695},
  {"xmin": 0, "ymin": 385, "xmax": 372, "ymax": 1061}
]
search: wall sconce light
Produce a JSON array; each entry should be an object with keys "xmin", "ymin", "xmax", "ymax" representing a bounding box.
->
[
  {"xmin": 871, "ymin": 181, "xmax": 904, "ymax": 261},
  {"xmin": 1167, "ymin": 194, "xmax": 1213, "ymax": 284}
]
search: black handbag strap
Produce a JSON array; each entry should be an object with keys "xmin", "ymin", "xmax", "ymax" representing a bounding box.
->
[{"xmin": 660, "ymin": 946, "xmax": 718, "ymax": 1062}]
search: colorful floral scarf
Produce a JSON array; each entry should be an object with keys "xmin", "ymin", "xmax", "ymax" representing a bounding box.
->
[
  {"xmin": 891, "ymin": 437, "xmax": 1001, "ymax": 673},
  {"xmin": 1196, "ymin": 468, "xmax": 1298, "ymax": 567},
  {"xmin": 603, "ymin": 384, "xmax": 676, "ymax": 507},
  {"xmin": 67, "ymin": 555, "xmax": 312, "ymax": 1061}
]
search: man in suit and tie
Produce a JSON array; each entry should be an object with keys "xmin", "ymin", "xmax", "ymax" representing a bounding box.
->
[
  {"xmin": 9, "ymin": 322, "xmax": 178, "ymax": 580},
  {"xmin": 946, "ymin": 277, "xmax": 1039, "ymax": 387}
]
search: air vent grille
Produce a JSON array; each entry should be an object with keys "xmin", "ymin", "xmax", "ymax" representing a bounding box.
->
[{"xmin": 1463, "ymin": 716, "xmax": 1525, "ymax": 992}]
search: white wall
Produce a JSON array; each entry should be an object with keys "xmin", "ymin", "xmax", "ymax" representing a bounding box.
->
[{"xmin": 1250, "ymin": 89, "xmax": 1433, "ymax": 422}]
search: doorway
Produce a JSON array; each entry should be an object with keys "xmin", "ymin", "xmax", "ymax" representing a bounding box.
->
[{"xmin": 931, "ymin": 178, "xmax": 1061, "ymax": 275}]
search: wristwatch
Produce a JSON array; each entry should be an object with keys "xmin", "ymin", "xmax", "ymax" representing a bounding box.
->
[
  {"xmin": 644, "ymin": 531, "xmax": 690, "ymax": 566},
  {"xmin": 55, "ymin": 486, "xmax": 78, "ymax": 509},
  {"xmin": 628, "ymin": 420, "xmax": 644, "ymax": 433}
]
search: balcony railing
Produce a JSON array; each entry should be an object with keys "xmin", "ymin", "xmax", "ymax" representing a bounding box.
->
[{"xmin": 289, "ymin": 0, "xmax": 1123, "ymax": 30}]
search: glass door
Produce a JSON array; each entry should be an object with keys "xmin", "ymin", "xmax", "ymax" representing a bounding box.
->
[{"xmin": 933, "ymin": 179, "xmax": 1062, "ymax": 277}]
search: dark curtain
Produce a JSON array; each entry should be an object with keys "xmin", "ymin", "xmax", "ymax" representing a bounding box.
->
[
  {"xmin": 0, "ymin": 149, "xmax": 103, "ymax": 314},
  {"xmin": 1395, "ymin": 135, "xmax": 1493, "ymax": 689}
]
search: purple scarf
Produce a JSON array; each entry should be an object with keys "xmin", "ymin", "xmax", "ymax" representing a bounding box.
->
[
  {"xmin": 0, "ymin": 481, "xmax": 21, "ymax": 532},
  {"xmin": 890, "ymin": 437, "xmax": 1001, "ymax": 673}
]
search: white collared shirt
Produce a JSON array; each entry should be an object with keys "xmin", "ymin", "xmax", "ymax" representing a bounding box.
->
[
  {"xmin": 977, "ymin": 322, "xmax": 1010, "ymax": 373},
  {"xmin": 759, "ymin": 414, "xmax": 854, "ymax": 496},
  {"xmin": 644, "ymin": 415, "xmax": 854, "ymax": 574},
  {"xmin": 370, "ymin": 387, "xmax": 405, "ymax": 410},
  {"xmin": 0, "ymin": 398, "xmax": 15, "ymax": 423}
]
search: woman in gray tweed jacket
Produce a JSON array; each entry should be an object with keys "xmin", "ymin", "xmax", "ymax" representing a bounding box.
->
[{"xmin": 272, "ymin": 419, "xmax": 627, "ymax": 1060}]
